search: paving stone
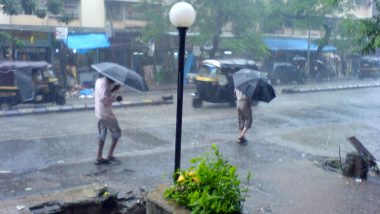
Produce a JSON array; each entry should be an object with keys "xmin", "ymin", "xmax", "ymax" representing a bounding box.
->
[
  {"xmin": 46, "ymin": 106, "xmax": 61, "ymax": 112},
  {"xmin": 86, "ymin": 104, "xmax": 95, "ymax": 109},
  {"xmin": 33, "ymin": 108, "xmax": 46, "ymax": 114},
  {"xmin": 18, "ymin": 108, "xmax": 34, "ymax": 115},
  {"xmin": 4, "ymin": 110, "xmax": 19, "ymax": 116},
  {"xmin": 61, "ymin": 106, "xmax": 73, "ymax": 111},
  {"xmin": 72, "ymin": 104, "xmax": 86, "ymax": 110}
]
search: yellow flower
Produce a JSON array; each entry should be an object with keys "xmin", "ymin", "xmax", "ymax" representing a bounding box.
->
[
  {"xmin": 177, "ymin": 175, "xmax": 185, "ymax": 182},
  {"xmin": 188, "ymin": 171, "xmax": 196, "ymax": 177},
  {"xmin": 192, "ymin": 175, "xmax": 200, "ymax": 183}
]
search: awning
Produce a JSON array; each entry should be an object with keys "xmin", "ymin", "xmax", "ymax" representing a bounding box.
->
[
  {"xmin": 264, "ymin": 37, "xmax": 336, "ymax": 52},
  {"xmin": 64, "ymin": 33, "xmax": 110, "ymax": 54}
]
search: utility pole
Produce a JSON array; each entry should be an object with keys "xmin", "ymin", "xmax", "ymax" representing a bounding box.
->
[
  {"xmin": 55, "ymin": 27, "xmax": 68, "ymax": 89},
  {"xmin": 307, "ymin": 24, "xmax": 311, "ymax": 76},
  {"xmin": 60, "ymin": 40, "xmax": 67, "ymax": 89}
]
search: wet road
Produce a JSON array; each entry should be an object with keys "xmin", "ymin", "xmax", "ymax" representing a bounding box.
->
[{"xmin": 1, "ymin": 79, "xmax": 380, "ymax": 213}]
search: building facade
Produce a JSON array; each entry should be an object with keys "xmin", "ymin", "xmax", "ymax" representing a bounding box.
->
[{"xmin": 0, "ymin": 0, "xmax": 375, "ymax": 86}]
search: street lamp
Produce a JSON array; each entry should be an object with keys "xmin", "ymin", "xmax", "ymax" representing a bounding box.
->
[{"xmin": 169, "ymin": 2, "xmax": 196, "ymax": 175}]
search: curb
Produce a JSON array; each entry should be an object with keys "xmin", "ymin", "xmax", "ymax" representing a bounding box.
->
[
  {"xmin": 281, "ymin": 82, "xmax": 380, "ymax": 94},
  {"xmin": 0, "ymin": 99, "xmax": 173, "ymax": 118},
  {"xmin": 0, "ymin": 183, "xmax": 106, "ymax": 214}
]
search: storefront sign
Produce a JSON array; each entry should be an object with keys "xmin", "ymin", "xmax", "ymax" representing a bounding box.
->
[{"xmin": 55, "ymin": 27, "xmax": 68, "ymax": 40}]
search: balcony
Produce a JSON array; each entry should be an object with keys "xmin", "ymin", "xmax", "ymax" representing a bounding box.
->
[{"xmin": 111, "ymin": 19, "xmax": 146, "ymax": 30}]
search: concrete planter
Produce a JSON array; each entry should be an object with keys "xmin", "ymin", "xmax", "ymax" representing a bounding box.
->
[{"xmin": 146, "ymin": 185, "xmax": 190, "ymax": 214}]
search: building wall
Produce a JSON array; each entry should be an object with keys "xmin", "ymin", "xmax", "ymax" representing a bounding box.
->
[
  {"xmin": 0, "ymin": 13, "xmax": 9, "ymax": 24},
  {"xmin": 0, "ymin": 0, "xmax": 105, "ymax": 29},
  {"xmin": 81, "ymin": 0, "xmax": 106, "ymax": 28},
  {"xmin": 349, "ymin": 5, "xmax": 374, "ymax": 19},
  {"xmin": 105, "ymin": 0, "xmax": 148, "ymax": 31}
]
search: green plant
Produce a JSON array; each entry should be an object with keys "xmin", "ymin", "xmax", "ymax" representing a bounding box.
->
[
  {"xmin": 46, "ymin": 0, "xmax": 63, "ymax": 15},
  {"xmin": 0, "ymin": 0, "xmax": 21, "ymax": 15},
  {"xmin": 164, "ymin": 144, "xmax": 251, "ymax": 214},
  {"xmin": 56, "ymin": 13, "xmax": 75, "ymax": 24},
  {"xmin": 21, "ymin": 0, "xmax": 37, "ymax": 15},
  {"xmin": 35, "ymin": 8, "xmax": 46, "ymax": 18}
]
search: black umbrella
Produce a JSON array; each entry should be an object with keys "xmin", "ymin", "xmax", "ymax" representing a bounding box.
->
[
  {"xmin": 233, "ymin": 69, "xmax": 276, "ymax": 103},
  {"xmin": 91, "ymin": 62, "xmax": 148, "ymax": 92}
]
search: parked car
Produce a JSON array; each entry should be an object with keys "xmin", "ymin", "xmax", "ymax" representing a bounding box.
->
[
  {"xmin": 268, "ymin": 62, "xmax": 307, "ymax": 85},
  {"xmin": 358, "ymin": 56, "xmax": 380, "ymax": 79}
]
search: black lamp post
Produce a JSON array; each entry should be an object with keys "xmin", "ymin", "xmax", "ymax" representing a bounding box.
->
[{"xmin": 169, "ymin": 2, "xmax": 196, "ymax": 175}]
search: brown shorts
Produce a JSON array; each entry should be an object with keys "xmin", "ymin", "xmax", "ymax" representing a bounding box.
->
[
  {"xmin": 97, "ymin": 118, "xmax": 121, "ymax": 141},
  {"xmin": 237, "ymin": 100, "xmax": 252, "ymax": 130}
]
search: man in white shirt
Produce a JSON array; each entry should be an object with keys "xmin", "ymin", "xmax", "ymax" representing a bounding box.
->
[
  {"xmin": 94, "ymin": 75, "xmax": 122, "ymax": 164},
  {"xmin": 235, "ymin": 88, "xmax": 252, "ymax": 144}
]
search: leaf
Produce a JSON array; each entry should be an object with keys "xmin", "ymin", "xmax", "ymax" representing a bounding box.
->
[{"xmin": 166, "ymin": 145, "xmax": 247, "ymax": 213}]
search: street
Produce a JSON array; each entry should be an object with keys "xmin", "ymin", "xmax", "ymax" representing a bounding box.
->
[{"xmin": 1, "ymin": 79, "xmax": 380, "ymax": 213}]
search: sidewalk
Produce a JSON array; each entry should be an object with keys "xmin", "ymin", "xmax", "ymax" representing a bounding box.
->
[
  {"xmin": 1, "ymin": 138, "xmax": 379, "ymax": 214},
  {"xmin": 281, "ymin": 79, "xmax": 380, "ymax": 94},
  {"xmin": 2, "ymin": 78, "xmax": 380, "ymax": 117},
  {"xmin": 0, "ymin": 84, "xmax": 180, "ymax": 117}
]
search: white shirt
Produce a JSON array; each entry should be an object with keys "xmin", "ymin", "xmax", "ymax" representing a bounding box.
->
[
  {"xmin": 235, "ymin": 88, "xmax": 248, "ymax": 100},
  {"xmin": 94, "ymin": 77, "xmax": 116, "ymax": 120}
]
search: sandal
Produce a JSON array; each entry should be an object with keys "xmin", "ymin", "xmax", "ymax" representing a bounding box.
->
[
  {"xmin": 107, "ymin": 156, "xmax": 120, "ymax": 163},
  {"xmin": 94, "ymin": 159, "xmax": 111, "ymax": 165},
  {"xmin": 237, "ymin": 137, "xmax": 248, "ymax": 144}
]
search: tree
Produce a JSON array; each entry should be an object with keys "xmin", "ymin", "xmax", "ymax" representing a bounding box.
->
[
  {"xmin": 265, "ymin": 0, "xmax": 348, "ymax": 58},
  {"xmin": 333, "ymin": 0, "xmax": 380, "ymax": 53},
  {"xmin": 140, "ymin": 0, "xmax": 269, "ymax": 59},
  {"xmin": 357, "ymin": 1, "xmax": 380, "ymax": 53},
  {"xmin": 0, "ymin": 31, "xmax": 24, "ymax": 60},
  {"xmin": 191, "ymin": 0, "xmax": 268, "ymax": 58}
]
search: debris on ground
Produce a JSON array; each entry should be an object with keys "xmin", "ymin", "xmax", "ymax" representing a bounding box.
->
[
  {"xmin": 154, "ymin": 95, "xmax": 174, "ymax": 104},
  {"xmin": 343, "ymin": 136, "xmax": 379, "ymax": 179},
  {"xmin": 16, "ymin": 204, "xmax": 25, "ymax": 211},
  {"xmin": 342, "ymin": 152, "xmax": 369, "ymax": 179},
  {"xmin": 315, "ymin": 136, "xmax": 380, "ymax": 180},
  {"xmin": 27, "ymin": 186, "xmax": 147, "ymax": 214}
]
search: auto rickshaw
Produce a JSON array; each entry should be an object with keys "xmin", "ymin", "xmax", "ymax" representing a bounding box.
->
[
  {"xmin": 191, "ymin": 59, "xmax": 261, "ymax": 108},
  {"xmin": 0, "ymin": 61, "xmax": 65, "ymax": 109}
]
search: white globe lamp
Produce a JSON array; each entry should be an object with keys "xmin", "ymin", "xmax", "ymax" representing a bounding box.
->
[{"xmin": 169, "ymin": 2, "xmax": 196, "ymax": 28}]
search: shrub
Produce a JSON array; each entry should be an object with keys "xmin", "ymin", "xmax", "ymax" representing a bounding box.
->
[
  {"xmin": 46, "ymin": 0, "xmax": 63, "ymax": 15},
  {"xmin": 164, "ymin": 144, "xmax": 251, "ymax": 214},
  {"xmin": 35, "ymin": 8, "xmax": 46, "ymax": 18}
]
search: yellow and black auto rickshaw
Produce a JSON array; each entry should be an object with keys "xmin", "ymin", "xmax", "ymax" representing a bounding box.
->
[
  {"xmin": 191, "ymin": 59, "xmax": 260, "ymax": 108},
  {"xmin": 0, "ymin": 61, "xmax": 65, "ymax": 109}
]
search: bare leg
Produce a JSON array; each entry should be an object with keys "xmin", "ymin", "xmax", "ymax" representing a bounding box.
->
[
  {"xmin": 239, "ymin": 128, "xmax": 243, "ymax": 138},
  {"xmin": 107, "ymin": 138, "xmax": 119, "ymax": 159},
  {"xmin": 97, "ymin": 140, "xmax": 105, "ymax": 160},
  {"xmin": 239, "ymin": 127, "xmax": 248, "ymax": 141}
]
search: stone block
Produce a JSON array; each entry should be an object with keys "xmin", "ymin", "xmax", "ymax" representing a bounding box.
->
[{"xmin": 146, "ymin": 185, "xmax": 190, "ymax": 214}]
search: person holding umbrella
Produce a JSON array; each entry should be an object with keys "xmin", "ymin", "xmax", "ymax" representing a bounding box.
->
[
  {"xmin": 232, "ymin": 68, "xmax": 276, "ymax": 144},
  {"xmin": 91, "ymin": 62, "xmax": 149, "ymax": 164},
  {"xmin": 94, "ymin": 74, "xmax": 123, "ymax": 164},
  {"xmin": 235, "ymin": 88, "xmax": 252, "ymax": 144}
]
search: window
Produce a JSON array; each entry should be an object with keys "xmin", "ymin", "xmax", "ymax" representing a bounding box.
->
[
  {"xmin": 63, "ymin": 0, "xmax": 80, "ymax": 18},
  {"xmin": 125, "ymin": 2, "xmax": 143, "ymax": 20},
  {"xmin": 106, "ymin": 2, "xmax": 123, "ymax": 21}
]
